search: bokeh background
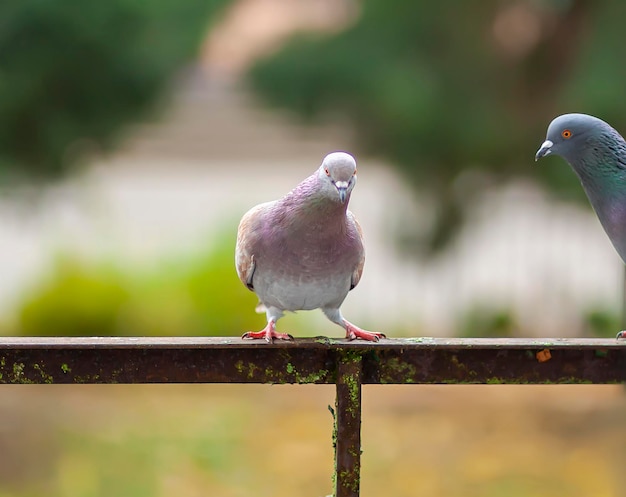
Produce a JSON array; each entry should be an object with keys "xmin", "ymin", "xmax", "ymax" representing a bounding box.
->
[{"xmin": 1, "ymin": 1, "xmax": 625, "ymax": 496}]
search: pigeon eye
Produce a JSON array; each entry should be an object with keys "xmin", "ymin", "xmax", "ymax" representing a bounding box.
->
[
  {"xmin": 324, "ymin": 168, "xmax": 330, "ymax": 176},
  {"xmin": 562, "ymin": 129, "xmax": 572, "ymax": 139}
]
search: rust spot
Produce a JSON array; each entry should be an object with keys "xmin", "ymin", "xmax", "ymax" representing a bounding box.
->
[{"xmin": 536, "ymin": 349, "xmax": 552, "ymax": 363}]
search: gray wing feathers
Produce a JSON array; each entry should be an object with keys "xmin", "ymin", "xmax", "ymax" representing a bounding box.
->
[
  {"xmin": 235, "ymin": 202, "xmax": 273, "ymax": 291},
  {"xmin": 347, "ymin": 210, "xmax": 365, "ymax": 290}
]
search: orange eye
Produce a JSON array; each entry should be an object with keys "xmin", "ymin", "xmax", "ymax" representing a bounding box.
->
[
  {"xmin": 562, "ymin": 129, "xmax": 572, "ymax": 139},
  {"xmin": 324, "ymin": 168, "xmax": 330, "ymax": 176}
]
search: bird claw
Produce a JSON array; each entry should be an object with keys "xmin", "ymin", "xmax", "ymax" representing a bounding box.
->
[
  {"xmin": 344, "ymin": 321, "xmax": 386, "ymax": 342},
  {"xmin": 241, "ymin": 329, "xmax": 294, "ymax": 342},
  {"xmin": 616, "ymin": 330, "xmax": 626, "ymax": 340},
  {"xmin": 348, "ymin": 331, "xmax": 386, "ymax": 342}
]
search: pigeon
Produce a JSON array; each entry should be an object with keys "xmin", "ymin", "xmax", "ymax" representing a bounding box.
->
[
  {"xmin": 535, "ymin": 113, "xmax": 626, "ymax": 338},
  {"xmin": 235, "ymin": 151, "xmax": 385, "ymax": 342}
]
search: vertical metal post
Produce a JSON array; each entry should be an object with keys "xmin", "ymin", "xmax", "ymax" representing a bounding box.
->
[{"xmin": 334, "ymin": 352, "xmax": 363, "ymax": 497}]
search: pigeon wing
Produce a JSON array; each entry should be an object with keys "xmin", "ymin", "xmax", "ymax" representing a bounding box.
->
[
  {"xmin": 348, "ymin": 210, "xmax": 365, "ymax": 291},
  {"xmin": 235, "ymin": 201, "xmax": 273, "ymax": 291}
]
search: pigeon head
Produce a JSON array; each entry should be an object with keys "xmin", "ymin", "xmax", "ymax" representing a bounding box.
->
[
  {"xmin": 535, "ymin": 113, "xmax": 626, "ymax": 264},
  {"xmin": 535, "ymin": 113, "xmax": 621, "ymax": 168},
  {"xmin": 317, "ymin": 152, "xmax": 358, "ymax": 204}
]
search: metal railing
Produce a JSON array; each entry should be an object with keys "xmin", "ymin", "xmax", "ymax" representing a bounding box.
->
[{"xmin": 1, "ymin": 336, "xmax": 624, "ymax": 497}]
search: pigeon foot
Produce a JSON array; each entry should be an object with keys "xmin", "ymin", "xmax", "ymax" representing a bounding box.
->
[
  {"xmin": 344, "ymin": 321, "xmax": 386, "ymax": 342},
  {"xmin": 242, "ymin": 321, "xmax": 293, "ymax": 343},
  {"xmin": 616, "ymin": 330, "xmax": 626, "ymax": 340}
]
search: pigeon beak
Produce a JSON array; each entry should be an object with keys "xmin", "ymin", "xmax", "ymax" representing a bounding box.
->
[
  {"xmin": 535, "ymin": 140, "xmax": 553, "ymax": 161},
  {"xmin": 335, "ymin": 181, "xmax": 349, "ymax": 203}
]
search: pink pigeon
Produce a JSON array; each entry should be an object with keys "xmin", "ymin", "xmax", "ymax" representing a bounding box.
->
[{"xmin": 235, "ymin": 152, "xmax": 385, "ymax": 342}]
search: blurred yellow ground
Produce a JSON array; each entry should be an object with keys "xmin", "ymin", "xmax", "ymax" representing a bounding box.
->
[{"xmin": 0, "ymin": 383, "xmax": 624, "ymax": 497}]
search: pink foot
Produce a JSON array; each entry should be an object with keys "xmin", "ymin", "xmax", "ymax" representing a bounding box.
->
[
  {"xmin": 242, "ymin": 321, "xmax": 293, "ymax": 343},
  {"xmin": 344, "ymin": 321, "xmax": 386, "ymax": 342},
  {"xmin": 617, "ymin": 331, "xmax": 626, "ymax": 340}
]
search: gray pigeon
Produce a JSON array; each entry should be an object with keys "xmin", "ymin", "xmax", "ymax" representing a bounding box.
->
[
  {"xmin": 235, "ymin": 151, "xmax": 385, "ymax": 342},
  {"xmin": 535, "ymin": 113, "xmax": 626, "ymax": 338}
]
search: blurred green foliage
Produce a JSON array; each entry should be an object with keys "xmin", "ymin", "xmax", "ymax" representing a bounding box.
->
[
  {"xmin": 458, "ymin": 305, "xmax": 518, "ymax": 338},
  {"xmin": 15, "ymin": 230, "xmax": 265, "ymax": 336},
  {"xmin": 0, "ymin": 0, "xmax": 229, "ymax": 181},
  {"xmin": 18, "ymin": 258, "xmax": 130, "ymax": 336},
  {"xmin": 583, "ymin": 307, "xmax": 622, "ymax": 338},
  {"xmin": 248, "ymin": 0, "xmax": 626, "ymax": 253}
]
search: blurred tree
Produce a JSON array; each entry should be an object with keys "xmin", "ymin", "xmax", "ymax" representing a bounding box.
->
[
  {"xmin": 248, "ymin": 0, "xmax": 626, "ymax": 253},
  {"xmin": 0, "ymin": 0, "xmax": 229, "ymax": 181}
]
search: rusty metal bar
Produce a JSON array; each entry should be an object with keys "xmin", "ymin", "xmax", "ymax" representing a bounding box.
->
[
  {"xmin": 1, "ymin": 337, "xmax": 624, "ymax": 497},
  {"xmin": 0, "ymin": 337, "xmax": 623, "ymax": 385},
  {"xmin": 335, "ymin": 352, "xmax": 363, "ymax": 497}
]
